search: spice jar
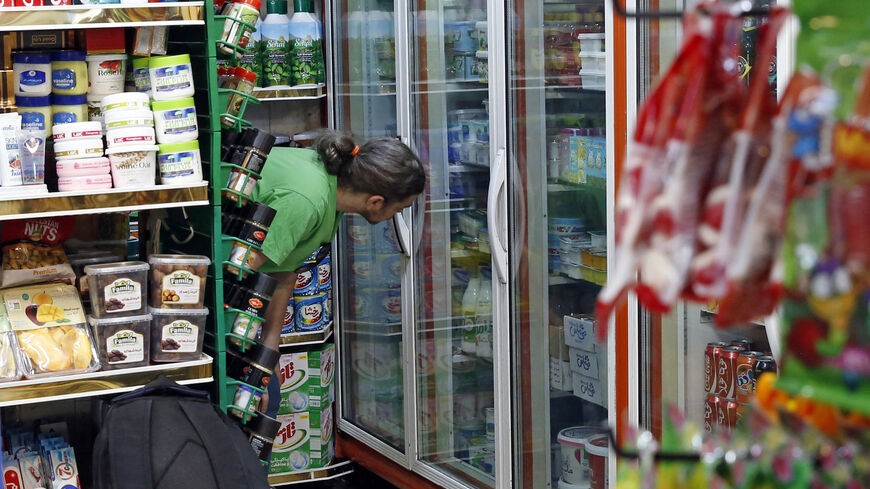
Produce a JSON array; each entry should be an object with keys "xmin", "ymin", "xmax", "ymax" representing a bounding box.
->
[
  {"xmin": 220, "ymin": 67, "xmax": 257, "ymax": 128},
  {"xmin": 219, "ymin": 0, "xmax": 263, "ymax": 59},
  {"xmin": 51, "ymin": 51, "xmax": 87, "ymax": 95},
  {"xmin": 244, "ymin": 413, "xmax": 281, "ymax": 462},
  {"xmin": 224, "ymin": 129, "xmax": 276, "ymax": 203},
  {"xmin": 221, "ymin": 127, "xmax": 243, "ymax": 161},
  {"xmin": 228, "ymin": 272, "xmax": 278, "ymax": 347},
  {"xmin": 222, "ymin": 200, "xmax": 249, "ymax": 236},
  {"xmin": 225, "ymin": 203, "xmax": 277, "ymax": 275},
  {"xmin": 230, "ymin": 384, "xmax": 262, "ymax": 421}
]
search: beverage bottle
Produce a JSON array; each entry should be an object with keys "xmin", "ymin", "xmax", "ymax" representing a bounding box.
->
[
  {"xmin": 288, "ymin": 0, "xmax": 325, "ymax": 86},
  {"xmin": 475, "ymin": 266, "xmax": 492, "ymax": 360},
  {"xmin": 261, "ymin": 0, "xmax": 291, "ymax": 87},
  {"xmin": 460, "ymin": 270, "xmax": 480, "ymax": 354}
]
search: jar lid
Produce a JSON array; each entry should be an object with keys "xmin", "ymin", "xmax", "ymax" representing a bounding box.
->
[
  {"xmin": 244, "ymin": 341, "xmax": 281, "ymax": 373},
  {"xmin": 247, "ymin": 413, "xmax": 281, "ymax": 438},
  {"xmin": 247, "ymin": 202, "xmax": 277, "ymax": 228},
  {"xmin": 13, "ymin": 52, "xmax": 50, "ymax": 64},
  {"xmin": 148, "ymin": 253, "xmax": 211, "ymax": 266},
  {"xmin": 158, "ymin": 140, "xmax": 200, "ymax": 154},
  {"xmin": 222, "ymin": 128, "xmax": 243, "ymax": 147},
  {"xmin": 87, "ymin": 313, "xmax": 152, "ymax": 327},
  {"xmin": 51, "ymin": 94, "xmax": 87, "ymax": 105},
  {"xmin": 293, "ymin": 0, "xmax": 312, "ymax": 12},
  {"xmin": 266, "ymin": 0, "xmax": 287, "ymax": 14},
  {"xmin": 148, "ymin": 54, "xmax": 191, "ymax": 69},
  {"xmin": 101, "ymin": 91, "xmax": 150, "ymax": 108},
  {"xmin": 150, "ymin": 97, "xmax": 195, "ymax": 112},
  {"xmin": 234, "ymin": 67, "xmax": 257, "ymax": 84},
  {"xmin": 243, "ymin": 271, "xmax": 279, "ymax": 297},
  {"xmin": 132, "ymin": 56, "xmax": 150, "ymax": 69},
  {"xmin": 241, "ymin": 128, "xmax": 276, "ymax": 153},
  {"xmin": 15, "ymin": 96, "xmax": 50, "ymax": 107},
  {"xmin": 51, "ymin": 50, "xmax": 86, "ymax": 62},
  {"xmin": 235, "ymin": 0, "xmax": 262, "ymax": 9},
  {"xmin": 84, "ymin": 260, "xmax": 149, "ymax": 276}
]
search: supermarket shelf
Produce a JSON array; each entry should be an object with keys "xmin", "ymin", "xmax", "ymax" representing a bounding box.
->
[
  {"xmin": 280, "ymin": 324, "xmax": 333, "ymax": 348},
  {"xmin": 701, "ymin": 309, "xmax": 766, "ymax": 327},
  {"xmin": 0, "ymin": 2, "xmax": 204, "ymax": 31},
  {"xmin": 0, "ymin": 182, "xmax": 209, "ymax": 221},
  {"xmin": 343, "ymin": 320, "xmax": 402, "ymax": 337},
  {"xmin": 448, "ymin": 163, "xmax": 490, "ymax": 173},
  {"xmin": 268, "ymin": 460, "xmax": 354, "ymax": 486},
  {"xmin": 253, "ymin": 84, "xmax": 327, "ymax": 101},
  {"xmin": 549, "ymin": 273, "xmax": 580, "ymax": 285},
  {"xmin": 0, "ymin": 354, "xmax": 213, "ymax": 407}
]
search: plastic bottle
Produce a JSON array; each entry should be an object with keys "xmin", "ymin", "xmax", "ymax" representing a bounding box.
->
[
  {"xmin": 475, "ymin": 266, "xmax": 492, "ymax": 360},
  {"xmin": 287, "ymin": 0, "xmax": 325, "ymax": 86},
  {"xmin": 261, "ymin": 0, "xmax": 291, "ymax": 87},
  {"xmin": 460, "ymin": 270, "xmax": 480, "ymax": 354},
  {"xmin": 239, "ymin": 18, "xmax": 262, "ymax": 84}
]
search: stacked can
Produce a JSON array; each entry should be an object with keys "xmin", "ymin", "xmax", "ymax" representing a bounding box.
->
[
  {"xmin": 284, "ymin": 243, "xmax": 332, "ymax": 335},
  {"xmin": 704, "ymin": 339, "xmax": 777, "ymax": 433}
]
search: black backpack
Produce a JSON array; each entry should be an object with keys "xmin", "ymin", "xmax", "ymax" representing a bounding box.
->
[{"xmin": 92, "ymin": 376, "xmax": 270, "ymax": 489}]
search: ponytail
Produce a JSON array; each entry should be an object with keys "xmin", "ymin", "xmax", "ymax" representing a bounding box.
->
[{"xmin": 313, "ymin": 130, "xmax": 426, "ymax": 203}]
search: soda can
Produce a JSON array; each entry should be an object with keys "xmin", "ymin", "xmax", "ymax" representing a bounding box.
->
[
  {"xmin": 753, "ymin": 355, "xmax": 777, "ymax": 388},
  {"xmin": 704, "ymin": 394, "xmax": 719, "ymax": 433},
  {"xmin": 729, "ymin": 338, "xmax": 751, "ymax": 351},
  {"xmin": 295, "ymin": 293, "xmax": 327, "ymax": 332},
  {"xmin": 705, "ymin": 342, "xmax": 729, "ymax": 393},
  {"xmin": 735, "ymin": 351, "xmax": 760, "ymax": 403},
  {"xmin": 316, "ymin": 254, "xmax": 332, "ymax": 293},
  {"xmin": 281, "ymin": 297, "xmax": 295, "ymax": 335},
  {"xmin": 293, "ymin": 263, "xmax": 317, "ymax": 296},
  {"xmin": 716, "ymin": 347, "xmax": 742, "ymax": 398},
  {"xmin": 716, "ymin": 398, "xmax": 738, "ymax": 430}
]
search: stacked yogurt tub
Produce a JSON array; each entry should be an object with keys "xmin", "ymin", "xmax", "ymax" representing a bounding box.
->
[
  {"xmin": 52, "ymin": 121, "xmax": 112, "ymax": 192},
  {"xmin": 100, "ymin": 92, "xmax": 161, "ymax": 188}
]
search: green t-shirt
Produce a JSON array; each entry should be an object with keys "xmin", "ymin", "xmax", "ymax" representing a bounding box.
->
[{"xmin": 252, "ymin": 148, "xmax": 343, "ymax": 273}]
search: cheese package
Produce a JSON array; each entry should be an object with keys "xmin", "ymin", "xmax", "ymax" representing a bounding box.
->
[{"xmin": 2, "ymin": 283, "xmax": 100, "ymax": 377}]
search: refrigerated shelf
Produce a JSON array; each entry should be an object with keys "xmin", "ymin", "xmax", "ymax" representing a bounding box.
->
[
  {"xmin": 254, "ymin": 84, "xmax": 327, "ymax": 101},
  {"xmin": 280, "ymin": 324, "xmax": 334, "ymax": 348},
  {"xmin": 0, "ymin": 2, "xmax": 204, "ymax": 30}
]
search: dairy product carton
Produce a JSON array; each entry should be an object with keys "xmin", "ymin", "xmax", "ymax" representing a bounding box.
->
[
  {"xmin": 568, "ymin": 347, "xmax": 601, "ymax": 380},
  {"xmin": 269, "ymin": 403, "xmax": 334, "ymax": 475},
  {"xmin": 573, "ymin": 373, "xmax": 605, "ymax": 408},
  {"xmin": 278, "ymin": 343, "xmax": 335, "ymax": 414},
  {"xmin": 563, "ymin": 315, "xmax": 597, "ymax": 352}
]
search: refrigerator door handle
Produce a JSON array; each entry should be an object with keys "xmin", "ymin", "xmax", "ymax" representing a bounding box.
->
[
  {"xmin": 488, "ymin": 147, "xmax": 508, "ymax": 284},
  {"xmin": 393, "ymin": 211, "xmax": 412, "ymax": 258}
]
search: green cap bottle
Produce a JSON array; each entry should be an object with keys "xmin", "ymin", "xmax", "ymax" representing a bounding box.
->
[
  {"xmin": 267, "ymin": 0, "xmax": 288, "ymax": 14},
  {"xmin": 293, "ymin": 0, "xmax": 313, "ymax": 13}
]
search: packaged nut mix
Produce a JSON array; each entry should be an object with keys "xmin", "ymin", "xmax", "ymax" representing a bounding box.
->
[
  {"xmin": 0, "ymin": 216, "xmax": 76, "ymax": 288},
  {"xmin": 147, "ymin": 254, "xmax": 211, "ymax": 309},
  {"xmin": 84, "ymin": 261, "xmax": 149, "ymax": 318},
  {"xmin": 88, "ymin": 313, "xmax": 151, "ymax": 370},
  {"xmin": 149, "ymin": 307, "xmax": 207, "ymax": 362}
]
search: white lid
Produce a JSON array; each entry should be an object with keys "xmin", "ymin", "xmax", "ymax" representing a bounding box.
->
[
  {"xmin": 104, "ymin": 109, "xmax": 154, "ymax": 122},
  {"xmin": 584, "ymin": 434, "xmax": 609, "ymax": 456},
  {"xmin": 558, "ymin": 478, "xmax": 590, "ymax": 489},
  {"xmin": 106, "ymin": 144, "xmax": 159, "ymax": 155},
  {"xmin": 86, "ymin": 53, "xmax": 128, "ymax": 62},
  {"xmin": 84, "ymin": 260, "xmax": 149, "ymax": 275},
  {"xmin": 576, "ymin": 33, "xmax": 605, "ymax": 39},
  {"xmin": 54, "ymin": 138, "xmax": 103, "ymax": 151},
  {"xmin": 52, "ymin": 121, "xmax": 103, "ymax": 139},
  {"xmin": 148, "ymin": 253, "xmax": 211, "ymax": 266},
  {"xmin": 149, "ymin": 307, "xmax": 209, "ymax": 317},
  {"xmin": 556, "ymin": 426, "xmax": 608, "ymax": 447},
  {"xmin": 101, "ymin": 92, "xmax": 150, "ymax": 110},
  {"xmin": 88, "ymin": 313, "xmax": 151, "ymax": 327}
]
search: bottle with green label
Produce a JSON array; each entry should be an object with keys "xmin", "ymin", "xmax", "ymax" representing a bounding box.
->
[
  {"xmin": 261, "ymin": 1, "xmax": 290, "ymax": 87},
  {"xmin": 288, "ymin": 0, "xmax": 325, "ymax": 86},
  {"xmin": 239, "ymin": 18, "xmax": 263, "ymax": 85}
]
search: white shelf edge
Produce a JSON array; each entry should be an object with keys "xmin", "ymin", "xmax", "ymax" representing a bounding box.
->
[
  {"xmin": 0, "ymin": 20, "xmax": 204, "ymax": 32},
  {"xmin": 0, "ymin": 181, "xmax": 207, "ymax": 203}
]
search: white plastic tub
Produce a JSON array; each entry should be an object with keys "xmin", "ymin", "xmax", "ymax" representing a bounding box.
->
[
  {"xmin": 578, "ymin": 51, "xmax": 606, "ymax": 71},
  {"xmin": 106, "ymin": 144, "xmax": 158, "ymax": 188},
  {"xmin": 577, "ymin": 33, "xmax": 605, "ymax": 52},
  {"xmin": 85, "ymin": 54, "xmax": 127, "ymax": 95},
  {"xmin": 54, "ymin": 138, "xmax": 104, "ymax": 160},
  {"xmin": 580, "ymin": 70, "xmax": 605, "ymax": 91},
  {"xmin": 56, "ymin": 157, "xmax": 111, "ymax": 178},
  {"xmin": 103, "ymin": 109, "xmax": 154, "ymax": 130},
  {"xmin": 58, "ymin": 174, "xmax": 113, "ymax": 192},
  {"xmin": 157, "ymin": 140, "xmax": 202, "ymax": 185},
  {"xmin": 52, "ymin": 121, "xmax": 102, "ymax": 142},
  {"xmin": 100, "ymin": 92, "xmax": 150, "ymax": 113},
  {"xmin": 106, "ymin": 126, "xmax": 156, "ymax": 148},
  {"xmin": 151, "ymin": 97, "xmax": 198, "ymax": 144},
  {"xmin": 148, "ymin": 54, "xmax": 194, "ymax": 101}
]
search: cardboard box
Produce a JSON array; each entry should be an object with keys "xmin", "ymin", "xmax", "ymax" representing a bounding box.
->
[
  {"xmin": 563, "ymin": 315, "xmax": 598, "ymax": 352},
  {"xmin": 550, "ymin": 356, "xmax": 573, "ymax": 391},
  {"xmin": 573, "ymin": 373, "xmax": 605, "ymax": 408},
  {"xmin": 568, "ymin": 348, "xmax": 600, "ymax": 380},
  {"xmin": 278, "ymin": 343, "xmax": 335, "ymax": 414},
  {"xmin": 269, "ymin": 403, "xmax": 334, "ymax": 475}
]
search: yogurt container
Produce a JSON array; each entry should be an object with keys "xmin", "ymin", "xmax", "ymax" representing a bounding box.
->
[
  {"xmin": 52, "ymin": 121, "xmax": 102, "ymax": 142},
  {"xmin": 585, "ymin": 434, "xmax": 608, "ymax": 489},
  {"xmin": 104, "ymin": 109, "xmax": 154, "ymax": 130},
  {"xmin": 100, "ymin": 92, "xmax": 150, "ymax": 113},
  {"xmin": 157, "ymin": 140, "xmax": 202, "ymax": 185},
  {"xmin": 106, "ymin": 144, "xmax": 158, "ymax": 188},
  {"xmin": 13, "ymin": 52, "xmax": 51, "ymax": 97},
  {"xmin": 54, "ymin": 138, "xmax": 104, "ymax": 160},
  {"xmin": 58, "ymin": 174, "xmax": 113, "ymax": 192},
  {"xmin": 294, "ymin": 293, "xmax": 327, "ymax": 332},
  {"xmin": 556, "ymin": 427, "xmax": 608, "ymax": 486},
  {"xmin": 16, "ymin": 95, "xmax": 51, "ymax": 133},
  {"xmin": 106, "ymin": 126, "xmax": 156, "ymax": 148},
  {"xmin": 151, "ymin": 97, "xmax": 198, "ymax": 144},
  {"xmin": 85, "ymin": 54, "xmax": 127, "ymax": 95},
  {"xmin": 55, "ymin": 157, "xmax": 111, "ymax": 177},
  {"xmin": 148, "ymin": 54, "xmax": 194, "ymax": 101}
]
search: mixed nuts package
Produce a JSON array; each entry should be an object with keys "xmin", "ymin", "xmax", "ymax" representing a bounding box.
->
[{"xmin": 1, "ymin": 217, "xmax": 76, "ymax": 288}]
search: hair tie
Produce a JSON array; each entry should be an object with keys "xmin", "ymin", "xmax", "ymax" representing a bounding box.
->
[{"xmin": 351, "ymin": 145, "xmax": 360, "ymax": 156}]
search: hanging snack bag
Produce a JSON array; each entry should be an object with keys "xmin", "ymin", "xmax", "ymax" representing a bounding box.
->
[{"xmin": 1, "ymin": 217, "xmax": 76, "ymax": 288}]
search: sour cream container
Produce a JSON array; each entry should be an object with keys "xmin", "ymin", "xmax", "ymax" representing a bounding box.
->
[
  {"xmin": 151, "ymin": 97, "xmax": 198, "ymax": 144},
  {"xmin": 106, "ymin": 126, "xmax": 156, "ymax": 148},
  {"xmin": 58, "ymin": 174, "xmax": 113, "ymax": 192},
  {"xmin": 106, "ymin": 144, "xmax": 158, "ymax": 188},
  {"xmin": 104, "ymin": 109, "xmax": 154, "ymax": 130},
  {"xmin": 101, "ymin": 92, "xmax": 150, "ymax": 113},
  {"xmin": 52, "ymin": 121, "xmax": 102, "ymax": 142},
  {"xmin": 157, "ymin": 140, "xmax": 202, "ymax": 185},
  {"xmin": 85, "ymin": 54, "xmax": 127, "ymax": 95},
  {"xmin": 54, "ymin": 138, "xmax": 104, "ymax": 160},
  {"xmin": 148, "ymin": 54, "xmax": 194, "ymax": 101},
  {"xmin": 13, "ymin": 52, "xmax": 51, "ymax": 97},
  {"xmin": 55, "ymin": 157, "xmax": 111, "ymax": 177}
]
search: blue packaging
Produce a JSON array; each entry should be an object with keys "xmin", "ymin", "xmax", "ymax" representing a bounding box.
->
[
  {"xmin": 295, "ymin": 293, "xmax": 326, "ymax": 332},
  {"xmin": 293, "ymin": 263, "xmax": 317, "ymax": 296},
  {"xmin": 316, "ymin": 254, "xmax": 331, "ymax": 294}
]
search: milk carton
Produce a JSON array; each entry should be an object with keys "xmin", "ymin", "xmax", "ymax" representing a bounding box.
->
[
  {"xmin": 269, "ymin": 404, "xmax": 334, "ymax": 475},
  {"xmin": 278, "ymin": 343, "xmax": 335, "ymax": 414}
]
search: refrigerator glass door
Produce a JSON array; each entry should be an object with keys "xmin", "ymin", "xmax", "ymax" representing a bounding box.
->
[
  {"xmin": 508, "ymin": 0, "xmax": 612, "ymax": 487},
  {"xmin": 333, "ymin": 0, "xmax": 406, "ymax": 454},
  {"xmin": 409, "ymin": 0, "xmax": 497, "ymax": 486}
]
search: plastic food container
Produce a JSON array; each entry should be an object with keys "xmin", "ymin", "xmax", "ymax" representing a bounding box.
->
[
  {"xmin": 106, "ymin": 144, "xmax": 158, "ymax": 188},
  {"xmin": 100, "ymin": 92, "xmax": 150, "ymax": 113},
  {"xmin": 58, "ymin": 174, "xmax": 113, "ymax": 192},
  {"xmin": 88, "ymin": 313, "xmax": 151, "ymax": 370},
  {"xmin": 580, "ymin": 70, "xmax": 606, "ymax": 91},
  {"xmin": 103, "ymin": 109, "xmax": 154, "ymax": 130},
  {"xmin": 148, "ymin": 254, "xmax": 211, "ymax": 309},
  {"xmin": 105, "ymin": 126, "xmax": 156, "ymax": 148},
  {"xmin": 549, "ymin": 217, "xmax": 584, "ymax": 234},
  {"xmin": 149, "ymin": 307, "xmax": 208, "ymax": 362},
  {"xmin": 85, "ymin": 54, "xmax": 127, "ymax": 95},
  {"xmin": 51, "ymin": 94, "xmax": 88, "ymax": 125},
  {"xmin": 14, "ymin": 52, "xmax": 51, "ymax": 97},
  {"xmin": 16, "ymin": 95, "xmax": 51, "ymax": 133},
  {"xmin": 157, "ymin": 140, "xmax": 202, "ymax": 185},
  {"xmin": 70, "ymin": 253, "xmax": 121, "ymax": 301},
  {"xmin": 580, "ymin": 265, "xmax": 606, "ymax": 285},
  {"xmin": 54, "ymin": 138, "xmax": 103, "ymax": 160},
  {"xmin": 588, "ymin": 231, "xmax": 606, "ymax": 249},
  {"xmin": 577, "ymin": 33, "xmax": 605, "ymax": 52},
  {"xmin": 581, "ymin": 248, "xmax": 606, "ymax": 270},
  {"xmin": 86, "ymin": 93, "xmax": 104, "ymax": 123},
  {"xmin": 151, "ymin": 97, "xmax": 198, "ymax": 144},
  {"xmin": 52, "ymin": 121, "xmax": 102, "ymax": 142},
  {"xmin": 132, "ymin": 57, "xmax": 152, "ymax": 96},
  {"xmin": 556, "ymin": 427, "xmax": 608, "ymax": 486},
  {"xmin": 585, "ymin": 434, "xmax": 608, "ymax": 489},
  {"xmin": 55, "ymin": 157, "xmax": 110, "ymax": 177},
  {"xmin": 578, "ymin": 51, "xmax": 606, "ymax": 71},
  {"xmin": 84, "ymin": 261, "xmax": 149, "ymax": 317},
  {"xmin": 148, "ymin": 54, "xmax": 194, "ymax": 101},
  {"xmin": 469, "ymin": 119, "xmax": 489, "ymax": 142},
  {"xmin": 51, "ymin": 50, "xmax": 87, "ymax": 95}
]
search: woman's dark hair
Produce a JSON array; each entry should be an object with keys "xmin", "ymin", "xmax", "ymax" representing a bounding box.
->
[{"xmin": 314, "ymin": 130, "xmax": 425, "ymax": 202}]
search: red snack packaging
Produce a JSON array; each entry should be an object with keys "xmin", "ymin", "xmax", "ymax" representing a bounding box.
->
[{"xmin": 0, "ymin": 217, "xmax": 76, "ymax": 288}]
